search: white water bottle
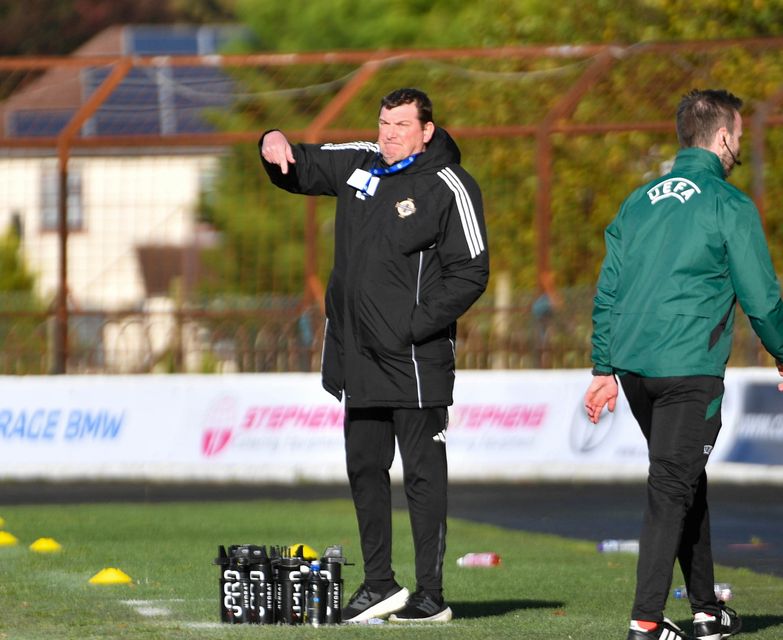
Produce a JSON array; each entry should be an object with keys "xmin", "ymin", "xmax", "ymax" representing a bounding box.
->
[
  {"xmin": 597, "ymin": 539, "xmax": 639, "ymax": 553},
  {"xmin": 456, "ymin": 552, "xmax": 501, "ymax": 567}
]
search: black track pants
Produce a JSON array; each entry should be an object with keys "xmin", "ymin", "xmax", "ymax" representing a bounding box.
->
[
  {"xmin": 344, "ymin": 406, "xmax": 448, "ymax": 597},
  {"xmin": 620, "ymin": 373, "xmax": 724, "ymax": 622}
]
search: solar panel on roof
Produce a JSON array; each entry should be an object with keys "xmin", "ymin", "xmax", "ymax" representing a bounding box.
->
[
  {"xmin": 172, "ymin": 110, "xmax": 215, "ymax": 133},
  {"xmin": 81, "ymin": 64, "xmax": 235, "ymax": 135},
  {"xmin": 171, "ymin": 67, "xmax": 235, "ymax": 107},
  {"xmin": 5, "ymin": 25, "xmax": 250, "ymax": 138},
  {"xmin": 81, "ymin": 67, "xmax": 162, "ymax": 135},
  {"xmin": 93, "ymin": 111, "xmax": 162, "ymax": 136},
  {"xmin": 9, "ymin": 110, "xmax": 75, "ymax": 137},
  {"xmin": 124, "ymin": 25, "xmax": 247, "ymax": 55},
  {"xmin": 129, "ymin": 30, "xmax": 200, "ymax": 56},
  {"xmin": 90, "ymin": 70, "xmax": 159, "ymax": 107},
  {"xmin": 172, "ymin": 67, "xmax": 235, "ymax": 92}
]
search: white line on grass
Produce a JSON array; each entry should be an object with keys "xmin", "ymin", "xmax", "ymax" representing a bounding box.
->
[
  {"xmin": 121, "ymin": 599, "xmax": 188, "ymax": 618},
  {"xmin": 184, "ymin": 622, "xmax": 224, "ymax": 629}
]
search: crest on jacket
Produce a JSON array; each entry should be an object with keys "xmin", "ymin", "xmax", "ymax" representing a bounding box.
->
[{"xmin": 396, "ymin": 198, "xmax": 416, "ymax": 218}]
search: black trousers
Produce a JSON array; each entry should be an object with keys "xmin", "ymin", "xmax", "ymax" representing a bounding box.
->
[
  {"xmin": 344, "ymin": 406, "xmax": 448, "ymax": 598},
  {"xmin": 620, "ymin": 373, "xmax": 725, "ymax": 622}
]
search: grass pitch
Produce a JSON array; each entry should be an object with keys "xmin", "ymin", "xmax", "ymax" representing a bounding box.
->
[{"xmin": 0, "ymin": 496, "xmax": 781, "ymax": 639}]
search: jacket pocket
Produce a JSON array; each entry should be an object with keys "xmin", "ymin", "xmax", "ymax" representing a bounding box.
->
[
  {"xmin": 412, "ymin": 332, "xmax": 454, "ymax": 367},
  {"xmin": 356, "ymin": 290, "xmax": 413, "ymax": 355}
]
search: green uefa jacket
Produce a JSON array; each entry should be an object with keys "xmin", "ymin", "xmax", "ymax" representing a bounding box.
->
[{"xmin": 591, "ymin": 146, "xmax": 783, "ymax": 378}]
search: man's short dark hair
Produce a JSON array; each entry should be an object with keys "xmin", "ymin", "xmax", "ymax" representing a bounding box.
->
[
  {"xmin": 676, "ymin": 89, "xmax": 743, "ymax": 148},
  {"xmin": 380, "ymin": 88, "xmax": 434, "ymax": 125}
]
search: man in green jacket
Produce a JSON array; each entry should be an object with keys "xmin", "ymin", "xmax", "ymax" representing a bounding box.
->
[{"xmin": 585, "ymin": 89, "xmax": 783, "ymax": 640}]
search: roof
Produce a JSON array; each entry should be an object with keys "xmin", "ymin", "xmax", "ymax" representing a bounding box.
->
[{"xmin": 1, "ymin": 25, "xmax": 248, "ymax": 139}]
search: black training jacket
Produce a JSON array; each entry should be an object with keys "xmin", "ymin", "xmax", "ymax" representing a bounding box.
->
[{"xmin": 259, "ymin": 127, "xmax": 489, "ymax": 408}]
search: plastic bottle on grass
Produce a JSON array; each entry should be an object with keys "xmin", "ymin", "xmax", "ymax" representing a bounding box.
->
[
  {"xmin": 715, "ymin": 583, "xmax": 734, "ymax": 601},
  {"xmin": 597, "ymin": 539, "xmax": 640, "ymax": 553},
  {"xmin": 674, "ymin": 583, "xmax": 733, "ymax": 601},
  {"xmin": 456, "ymin": 552, "xmax": 501, "ymax": 567}
]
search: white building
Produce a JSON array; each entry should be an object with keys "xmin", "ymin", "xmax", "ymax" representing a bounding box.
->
[{"xmin": 0, "ymin": 26, "xmax": 245, "ymax": 372}]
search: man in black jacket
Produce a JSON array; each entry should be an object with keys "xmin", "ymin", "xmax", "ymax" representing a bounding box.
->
[{"xmin": 259, "ymin": 88, "xmax": 489, "ymax": 623}]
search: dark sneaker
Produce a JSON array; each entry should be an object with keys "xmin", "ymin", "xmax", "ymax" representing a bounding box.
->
[
  {"xmin": 694, "ymin": 603, "xmax": 742, "ymax": 640},
  {"xmin": 388, "ymin": 590, "xmax": 453, "ymax": 623},
  {"xmin": 627, "ymin": 618, "xmax": 686, "ymax": 640},
  {"xmin": 341, "ymin": 583, "xmax": 409, "ymax": 622}
]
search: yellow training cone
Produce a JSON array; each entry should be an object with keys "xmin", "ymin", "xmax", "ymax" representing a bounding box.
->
[
  {"xmin": 0, "ymin": 531, "xmax": 19, "ymax": 546},
  {"xmin": 89, "ymin": 568, "xmax": 133, "ymax": 585},
  {"xmin": 0, "ymin": 516, "xmax": 5, "ymax": 528},
  {"xmin": 30, "ymin": 537, "xmax": 62, "ymax": 553}
]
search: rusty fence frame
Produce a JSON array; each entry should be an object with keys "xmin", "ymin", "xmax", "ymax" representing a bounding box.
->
[{"xmin": 2, "ymin": 38, "xmax": 783, "ymax": 372}]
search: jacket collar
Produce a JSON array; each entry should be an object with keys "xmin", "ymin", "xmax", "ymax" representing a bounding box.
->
[{"xmin": 672, "ymin": 147, "xmax": 725, "ymax": 179}]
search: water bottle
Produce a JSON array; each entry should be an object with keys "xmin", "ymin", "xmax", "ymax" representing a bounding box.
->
[
  {"xmin": 305, "ymin": 560, "xmax": 326, "ymax": 626},
  {"xmin": 597, "ymin": 539, "xmax": 640, "ymax": 553},
  {"xmin": 214, "ymin": 545, "xmax": 236, "ymax": 624},
  {"xmin": 270, "ymin": 546, "xmax": 282, "ymax": 621},
  {"xmin": 456, "ymin": 552, "xmax": 501, "ymax": 567},
  {"xmin": 247, "ymin": 545, "xmax": 274, "ymax": 624},
  {"xmin": 232, "ymin": 545, "xmax": 256, "ymax": 623},
  {"xmin": 673, "ymin": 586, "xmax": 687, "ymax": 599},
  {"xmin": 674, "ymin": 583, "xmax": 733, "ymax": 601},
  {"xmin": 213, "ymin": 545, "xmax": 248, "ymax": 624},
  {"xmin": 277, "ymin": 556, "xmax": 305, "ymax": 624},
  {"xmin": 321, "ymin": 555, "xmax": 343, "ymax": 624},
  {"xmin": 715, "ymin": 583, "xmax": 733, "ymax": 601}
]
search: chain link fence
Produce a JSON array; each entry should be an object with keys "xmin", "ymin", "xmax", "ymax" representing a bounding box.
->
[{"xmin": 1, "ymin": 34, "xmax": 783, "ymax": 373}]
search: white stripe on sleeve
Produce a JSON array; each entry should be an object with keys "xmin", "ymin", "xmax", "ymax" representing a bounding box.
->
[
  {"xmin": 437, "ymin": 167, "xmax": 485, "ymax": 259},
  {"xmin": 320, "ymin": 141, "xmax": 379, "ymax": 153}
]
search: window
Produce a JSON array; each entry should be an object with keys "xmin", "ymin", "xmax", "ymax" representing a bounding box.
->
[{"xmin": 41, "ymin": 162, "xmax": 83, "ymax": 231}]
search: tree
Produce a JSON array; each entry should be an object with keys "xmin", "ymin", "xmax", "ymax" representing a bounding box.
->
[
  {"xmin": 0, "ymin": 224, "xmax": 34, "ymax": 293},
  {"xmin": 187, "ymin": 1, "xmax": 783, "ymax": 369},
  {"xmin": 0, "ymin": 0, "xmax": 236, "ymax": 57},
  {"xmin": 223, "ymin": 1, "xmax": 783, "ymax": 296},
  {"xmin": 0, "ymin": 224, "xmax": 46, "ymax": 373}
]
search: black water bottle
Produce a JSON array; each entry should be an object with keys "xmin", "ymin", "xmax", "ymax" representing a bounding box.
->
[
  {"xmin": 214, "ymin": 545, "xmax": 245, "ymax": 624},
  {"xmin": 270, "ymin": 546, "xmax": 282, "ymax": 621},
  {"xmin": 277, "ymin": 556, "xmax": 305, "ymax": 624},
  {"xmin": 321, "ymin": 556, "xmax": 343, "ymax": 624},
  {"xmin": 214, "ymin": 545, "xmax": 234, "ymax": 623},
  {"xmin": 248, "ymin": 546, "xmax": 275, "ymax": 624},
  {"xmin": 232, "ymin": 545, "xmax": 255, "ymax": 624}
]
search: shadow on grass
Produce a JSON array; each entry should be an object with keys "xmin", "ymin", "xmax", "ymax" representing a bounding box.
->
[
  {"xmin": 451, "ymin": 599, "xmax": 564, "ymax": 619},
  {"xmin": 739, "ymin": 614, "xmax": 783, "ymax": 634},
  {"xmin": 671, "ymin": 613, "xmax": 783, "ymax": 635}
]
